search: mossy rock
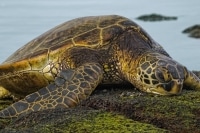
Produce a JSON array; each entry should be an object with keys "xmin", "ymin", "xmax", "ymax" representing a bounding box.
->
[
  {"xmin": 183, "ymin": 25, "xmax": 200, "ymax": 38},
  {"xmin": 0, "ymin": 107, "xmax": 167, "ymax": 133},
  {"xmin": 83, "ymin": 88, "xmax": 200, "ymax": 133},
  {"xmin": 0, "ymin": 85, "xmax": 200, "ymax": 133},
  {"xmin": 0, "ymin": 72, "xmax": 200, "ymax": 133},
  {"xmin": 136, "ymin": 13, "xmax": 177, "ymax": 21}
]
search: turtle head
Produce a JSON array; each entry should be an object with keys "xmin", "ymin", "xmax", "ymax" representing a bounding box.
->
[{"xmin": 135, "ymin": 53, "xmax": 186, "ymax": 95}]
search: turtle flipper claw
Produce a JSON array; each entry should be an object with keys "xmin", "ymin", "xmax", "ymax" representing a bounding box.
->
[{"xmin": 0, "ymin": 63, "xmax": 103, "ymax": 118}]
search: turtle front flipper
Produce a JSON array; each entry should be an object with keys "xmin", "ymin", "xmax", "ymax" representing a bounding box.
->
[
  {"xmin": 0, "ymin": 63, "xmax": 103, "ymax": 118},
  {"xmin": 184, "ymin": 69, "xmax": 200, "ymax": 90}
]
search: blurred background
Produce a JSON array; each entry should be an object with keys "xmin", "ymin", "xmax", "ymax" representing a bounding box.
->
[{"xmin": 0, "ymin": 0, "xmax": 199, "ymax": 70}]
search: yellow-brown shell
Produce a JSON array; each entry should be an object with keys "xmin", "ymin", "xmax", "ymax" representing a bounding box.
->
[
  {"xmin": 3, "ymin": 15, "xmax": 164, "ymax": 65},
  {"xmin": 0, "ymin": 15, "xmax": 166, "ymax": 97}
]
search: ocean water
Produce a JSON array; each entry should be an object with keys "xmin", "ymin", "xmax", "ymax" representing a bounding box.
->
[{"xmin": 0, "ymin": 0, "xmax": 200, "ymax": 70}]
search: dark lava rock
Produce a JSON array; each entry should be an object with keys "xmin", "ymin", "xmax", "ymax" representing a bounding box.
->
[
  {"xmin": 183, "ymin": 25, "xmax": 200, "ymax": 38},
  {"xmin": 136, "ymin": 13, "xmax": 177, "ymax": 21}
]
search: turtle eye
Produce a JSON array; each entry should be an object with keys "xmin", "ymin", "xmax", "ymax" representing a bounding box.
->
[{"xmin": 155, "ymin": 67, "xmax": 171, "ymax": 83}]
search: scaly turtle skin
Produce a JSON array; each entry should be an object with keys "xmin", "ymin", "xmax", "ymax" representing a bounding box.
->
[{"xmin": 0, "ymin": 15, "xmax": 200, "ymax": 118}]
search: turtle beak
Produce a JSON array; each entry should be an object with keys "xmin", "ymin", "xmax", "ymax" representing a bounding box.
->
[{"xmin": 150, "ymin": 79, "xmax": 183, "ymax": 95}]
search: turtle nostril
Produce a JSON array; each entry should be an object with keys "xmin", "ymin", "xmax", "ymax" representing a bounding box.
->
[{"xmin": 177, "ymin": 79, "xmax": 183, "ymax": 84}]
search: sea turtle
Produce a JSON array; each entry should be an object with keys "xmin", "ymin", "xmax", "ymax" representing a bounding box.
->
[{"xmin": 0, "ymin": 15, "xmax": 200, "ymax": 118}]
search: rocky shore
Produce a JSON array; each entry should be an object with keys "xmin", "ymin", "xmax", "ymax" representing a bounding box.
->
[
  {"xmin": 0, "ymin": 82, "xmax": 200, "ymax": 132},
  {"xmin": 137, "ymin": 13, "xmax": 200, "ymax": 39}
]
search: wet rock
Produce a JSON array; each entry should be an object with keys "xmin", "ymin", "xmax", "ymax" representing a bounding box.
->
[
  {"xmin": 136, "ymin": 13, "xmax": 177, "ymax": 21},
  {"xmin": 183, "ymin": 25, "xmax": 200, "ymax": 38}
]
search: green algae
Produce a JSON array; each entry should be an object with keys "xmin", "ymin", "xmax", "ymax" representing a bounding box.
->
[
  {"xmin": 0, "ymin": 88, "xmax": 199, "ymax": 132},
  {"xmin": 0, "ymin": 109, "xmax": 168, "ymax": 133},
  {"xmin": 33, "ymin": 112, "xmax": 168, "ymax": 133},
  {"xmin": 82, "ymin": 89, "xmax": 200, "ymax": 133},
  {"xmin": 62, "ymin": 112, "xmax": 168, "ymax": 133}
]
